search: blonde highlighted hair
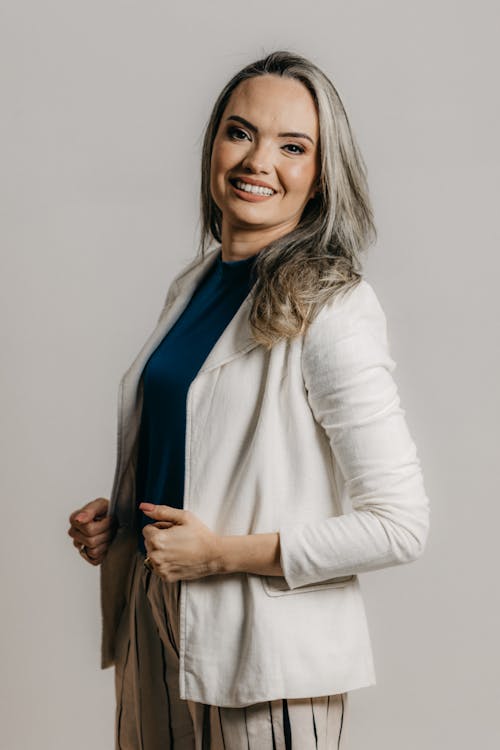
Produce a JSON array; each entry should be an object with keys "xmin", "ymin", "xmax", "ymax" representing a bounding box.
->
[{"xmin": 197, "ymin": 49, "xmax": 377, "ymax": 349}]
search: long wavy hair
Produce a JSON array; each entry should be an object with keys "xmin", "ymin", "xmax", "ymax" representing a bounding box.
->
[{"xmin": 197, "ymin": 49, "xmax": 377, "ymax": 349}]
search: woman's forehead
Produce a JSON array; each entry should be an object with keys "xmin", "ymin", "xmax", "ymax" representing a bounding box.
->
[{"xmin": 224, "ymin": 76, "xmax": 319, "ymax": 138}]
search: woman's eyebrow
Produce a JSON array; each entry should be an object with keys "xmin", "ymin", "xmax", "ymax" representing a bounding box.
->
[{"xmin": 225, "ymin": 115, "xmax": 315, "ymax": 145}]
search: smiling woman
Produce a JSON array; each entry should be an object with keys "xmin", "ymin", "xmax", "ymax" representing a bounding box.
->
[
  {"xmin": 68, "ymin": 50, "xmax": 429, "ymax": 749},
  {"xmin": 210, "ymin": 76, "xmax": 320, "ymax": 232},
  {"xmin": 200, "ymin": 53, "xmax": 377, "ymax": 348}
]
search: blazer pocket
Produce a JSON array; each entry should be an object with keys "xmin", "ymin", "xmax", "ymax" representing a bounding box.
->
[{"xmin": 261, "ymin": 573, "xmax": 355, "ymax": 597}]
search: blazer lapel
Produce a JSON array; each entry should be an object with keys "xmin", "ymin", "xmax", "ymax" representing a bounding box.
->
[
  {"xmin": 198, "ymin": 289, "xmax": 259, "ymax": 373},
  {"xmin": 118, "ymin": 249, "xmax": 216, "ymax": 436},
  {"xmin": 117, "ymin": 247, "xmax": 260, "ymax": 474}
]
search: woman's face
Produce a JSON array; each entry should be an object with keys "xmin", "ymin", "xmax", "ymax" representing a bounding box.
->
[{"xmin": 210, "ymin": 75, "xmax": 320, "ymax": 244}]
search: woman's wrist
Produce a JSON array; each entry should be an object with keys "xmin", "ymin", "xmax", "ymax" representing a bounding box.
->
[{"xmin": 216, "ymin": 532, "xmax": 283, "ymax": 577}]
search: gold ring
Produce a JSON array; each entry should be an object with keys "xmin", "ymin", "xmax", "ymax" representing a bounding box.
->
[{"xmin": 144, "ymin": 555, "xmax": 153, "ymax": 571}]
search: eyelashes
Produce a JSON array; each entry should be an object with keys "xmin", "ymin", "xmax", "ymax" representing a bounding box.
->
[{"xmin": 226, "ymin": 126, "xmax": 306, "ymax": 154}]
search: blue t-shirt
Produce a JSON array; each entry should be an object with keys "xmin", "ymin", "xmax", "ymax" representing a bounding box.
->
[{"xmin": 135, "ymin": 249, "xmax": 259, "ymax": 554}]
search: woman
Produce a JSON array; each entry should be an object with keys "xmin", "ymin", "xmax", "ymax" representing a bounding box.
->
[{"xmin": 68, "ymin": 50, "xmax": 430, "ymax": 749}]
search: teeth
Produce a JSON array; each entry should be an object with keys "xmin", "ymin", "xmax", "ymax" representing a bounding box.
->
[{"xmin": 234, "ymin": 179, "xmax": 274, "ymax": 196}]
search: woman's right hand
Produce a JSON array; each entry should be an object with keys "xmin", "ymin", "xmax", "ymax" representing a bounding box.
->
[{"xmin": 68, "ymin": 497, "xmax": 118, "ymax": 566}]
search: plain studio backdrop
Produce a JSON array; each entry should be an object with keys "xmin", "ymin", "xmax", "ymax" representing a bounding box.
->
[{"xmin": 1, "ymin": 2, "xmax": 498, "ymax": 748}]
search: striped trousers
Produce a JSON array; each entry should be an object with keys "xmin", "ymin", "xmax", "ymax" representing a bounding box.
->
[{"xmin": 114, "ymin": 548, "xmax": 348, "ymax": 749}]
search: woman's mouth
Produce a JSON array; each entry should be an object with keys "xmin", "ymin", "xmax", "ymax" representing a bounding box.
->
[{"xmin": 229, "ymin": 178, "xmax": 277, "ymax": 202}]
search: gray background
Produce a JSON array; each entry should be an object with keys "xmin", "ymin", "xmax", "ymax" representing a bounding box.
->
[{"xmin": 1, "ymin": 1, "xmax": 499, "ymax": 748}]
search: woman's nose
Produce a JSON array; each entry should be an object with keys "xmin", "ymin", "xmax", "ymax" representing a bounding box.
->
[{"xmin": 241, "ymin": 141, "xmax": 273, "ymax": 174}]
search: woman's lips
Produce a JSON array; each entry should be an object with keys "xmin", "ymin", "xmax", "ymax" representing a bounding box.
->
[{"xmin": 229, "ymin": 180, "xmax": 277, "ymax": 202}]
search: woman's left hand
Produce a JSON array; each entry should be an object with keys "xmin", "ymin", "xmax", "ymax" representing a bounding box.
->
[{"xmin": 140, "ymin": 502, "xmax": 223, "ymax": 582}]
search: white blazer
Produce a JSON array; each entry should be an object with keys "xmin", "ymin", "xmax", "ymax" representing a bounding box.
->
[{"xmin": 100, "ymin": 245, "xmax": 430, "ymax": 708}]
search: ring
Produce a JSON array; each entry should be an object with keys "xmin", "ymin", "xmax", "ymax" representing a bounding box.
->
[
  {"xmin": 144, "ymin": 555, "xmax": 153, "ymax": 572},
  {"xmin": 79, "ymin": 544, "xmax": 90, "ymax": 559}
]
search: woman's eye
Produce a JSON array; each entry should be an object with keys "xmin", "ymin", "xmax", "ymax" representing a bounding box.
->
[
  {"xmin": 227, "ymin": 126, "xmax": 304, "ymax": 154},
  {"xmin": 284, "ymin": 144, "xmax": 305, "ymax": 154},
  {"xmin": 227, "ymin": 126, "xmax": 248, "ymax": 140}
]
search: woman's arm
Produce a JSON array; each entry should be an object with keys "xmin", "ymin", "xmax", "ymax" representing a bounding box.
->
[
  {"xmin": 277, "ymin": 280, "xmax": 430, "ymax": 589},
  {"xmin": 217, "ymin": 532, "xmax": 283, "ymax": 577},
  {"xmin": 217, "ymin": 282, "xmax": 430, "ymax": 583},
  {"xmin": 140, "ymin": 503, "xmax": 284, "ymax": 580}
]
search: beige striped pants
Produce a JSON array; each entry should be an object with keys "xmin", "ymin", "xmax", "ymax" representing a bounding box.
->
[{"xmin": 114, "ymin": 548, "xmax": 348, "ymax": 749}]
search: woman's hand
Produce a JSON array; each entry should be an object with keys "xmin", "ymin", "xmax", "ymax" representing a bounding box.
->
[
  {"xmin": 140, "ymin": 503, "xmax": 222, "ymax": 582},
  {"xmin": 68, "ymin": 497, "xmax": 118, "ymax": 566}
]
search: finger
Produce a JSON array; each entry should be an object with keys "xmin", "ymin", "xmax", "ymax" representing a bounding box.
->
[
  {"xmin": 68, "ymin": 527, "xmax": 115, "ymax": 548},
  {"xmin": 73, "ymin": 538, "xmax": 101, "ymax": 556},
  {"xmin": 141, "ymin": 525, "xmax": 164, "ymax": 552},
  {"xmin": 142, "ymin": 524, "xmax": 155, "ymax": 542},
  {"xmin": 139, "ymin": 503, "xmax": 186, "ymax": 524},
  {"xmin": 69, "ymin": 511, "xmax": 116, "ymax": 535},
  {"xmin": 84, "ymin": 531, "xmax": 115, "ymax": 551},
  {"xmin": 69, "ymin": 506, "xmax": 95, "ymax": 525},
  {"xmin": 69, "ymin": 497, "xmax": 110, "ymax": 525},
  {"xmin": 84, "ymin": 542, "xmax": 108, "ymax": 560},
  {"xmin": 141, "ymin": 526, "xmax": 174, "ymax": 554},
  {"xmin": 73, "ymin": 501, "xmax": 109, "ymax": 524},
  {"xmin": 72, "ymin": 514, "xmax": 116, "ymax": 538},
  {"xmin": 145, "ymin": 550, "xmax": 161, "ymax": 568},
  {"xmin": 75, "ymin": 540, "xmax": 108, "ymax": 565},
  {"xmin": 67, "ymin": 525, "xmax": 111, "ymax": 551},
  {"xmin": 83, "ymin": 551, "xmax": 105, "ymax": 566},
  {"xmin": 141, "ymin": 521, "xmax": 172, "ymax": 537}
]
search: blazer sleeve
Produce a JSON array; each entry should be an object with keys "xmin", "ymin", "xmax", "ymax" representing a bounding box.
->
[{"xmin": 278, "ymin": 279, "xmax": 430, "ymax": 589}]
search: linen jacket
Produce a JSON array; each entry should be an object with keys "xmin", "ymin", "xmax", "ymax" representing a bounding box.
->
[{"xmin": 100, "ymin": 245, "xmax": 430, "ymax": 708}]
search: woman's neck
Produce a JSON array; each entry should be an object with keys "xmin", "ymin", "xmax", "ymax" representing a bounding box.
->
[{"xmin": 220, "ymin": 219, "xmax": 297, "ymax": 262}]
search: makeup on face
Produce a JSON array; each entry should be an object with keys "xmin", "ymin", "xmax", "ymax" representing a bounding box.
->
[{"xmin": 210, "ymin": 75, "xmax": 320, "ymax": 241}]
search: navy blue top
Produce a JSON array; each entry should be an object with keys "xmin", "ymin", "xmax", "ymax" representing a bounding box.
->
[{"xmin": 135, "ymin": 249, "xmax": 259, "ymax": 554}]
